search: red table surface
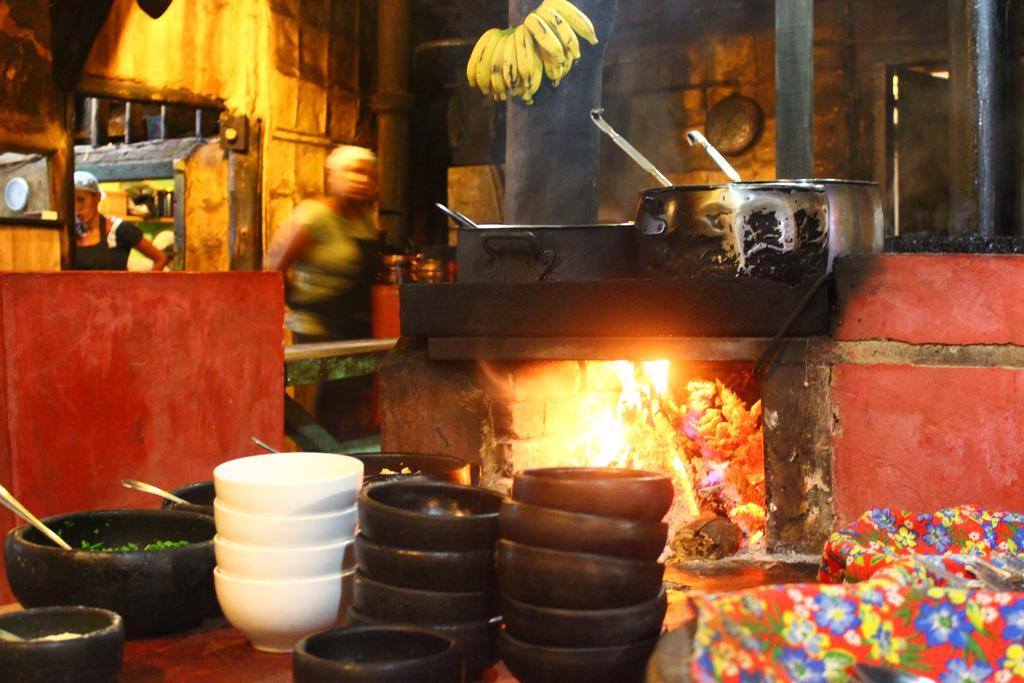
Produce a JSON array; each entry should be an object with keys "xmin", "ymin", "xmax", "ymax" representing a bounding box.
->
[{"xmin": 1, "ymin": 563, "xmax": 811, "ymax": 681}]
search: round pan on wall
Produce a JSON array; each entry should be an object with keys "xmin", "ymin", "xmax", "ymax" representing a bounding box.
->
[
  {"xmin": 705, "ymin": 94, "xmax": 764, "ymax": 156},
  {"xmin": 4, "ymin": 177, "xmax": 29, "ymax": 213}
]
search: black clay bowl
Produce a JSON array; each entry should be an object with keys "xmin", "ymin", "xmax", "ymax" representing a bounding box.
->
[
  {"xmin": 354, "ymin": 571, "xmax": 498, "ymax": 624},
  {"xmin": 499, "ymin": 498, "xmax": 668, "ymax": 560},
  {"xmin": 354, "ymin": 534, "xmax": 496, "ymax": 592},
  {"xmin": 500, "ymin": 587, "xmax": 667, "ymax": 648},
  {"xmin": 161, "ymin": 480, "xmax": 215, "ymax": 515},
  {"xmin": 358, "ymin": 481, "xmax": 503, "ymax": 551},
  {"xmin": 0, "ymin": 607, "xmax": 124, "ymax": 683},
  {"xmin": 498, "ymin": 629, "xmax": 658, "ymax": 683},
  {"xmin": 347, "ymin": 608, "xmax": 500, "ymax": 678},
  {"xmin": 352, "ymin": 453, "xmax": 477, "ymax": 487},
  {"xmin": 4, "ymin": 509, "xmax": 217, "ymax": 637},
  {"xmin": 512, "ymin": 468, "xmax": 674, "ymax": 521},
  {"xmin": 496, "ymin": 540, "xmax": 664, "ymax": 610},
  {"xmin": 293, "ymin": 625, "xmax": 464, "ymax": 683}
]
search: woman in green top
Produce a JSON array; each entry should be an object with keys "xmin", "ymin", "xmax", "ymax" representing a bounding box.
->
[{"xmin": 267, "ymin": 146, "xmax": 381, "ymax": 342}]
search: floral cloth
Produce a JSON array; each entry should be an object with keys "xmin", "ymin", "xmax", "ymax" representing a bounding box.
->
[{"xmin": 690, "ymin": 506, "xmax": 1024, "ymax": 683}]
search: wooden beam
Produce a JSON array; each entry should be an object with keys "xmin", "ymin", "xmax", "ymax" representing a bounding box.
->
[{"xmin": 75, "ymin": 75, "xmax": 225, "ymax": 110}]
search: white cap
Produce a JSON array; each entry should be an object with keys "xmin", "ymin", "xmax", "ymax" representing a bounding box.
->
[
  {"xmin": 73, "ymin": 171, "xmax": 102, "ymax": 195},
  {"xmin": 325, "ymin": 145, "xmax": 377, "ymax": 173}
]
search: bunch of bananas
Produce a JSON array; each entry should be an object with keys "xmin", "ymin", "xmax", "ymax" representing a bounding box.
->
[{"xmin": 465, "ymin": 0, "xmax": 598, "ymax": 105}]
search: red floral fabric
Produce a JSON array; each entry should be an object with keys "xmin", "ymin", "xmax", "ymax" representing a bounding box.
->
[{"xmin": 689, "ymin": 506, "xmax": 1024, "ymax": 683}]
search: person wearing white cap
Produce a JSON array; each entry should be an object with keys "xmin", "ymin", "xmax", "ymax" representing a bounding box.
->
[{"xmin": 71, "ymin": 171, "xmax": 168, "ymax": 271}]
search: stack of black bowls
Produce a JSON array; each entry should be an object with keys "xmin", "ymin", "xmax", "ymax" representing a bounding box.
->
[
  {"xmin": 350, "ymin": 480, "xmax": 504, "ymax": 680},
  {"xmin": 496, "ymin": 468, "xmax": 674, "ymax": 683}
]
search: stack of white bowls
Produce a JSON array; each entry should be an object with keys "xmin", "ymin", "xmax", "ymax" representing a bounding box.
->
[{"xmin": 211, "ymin": 452, "xmax": 363, "ymax": 653}]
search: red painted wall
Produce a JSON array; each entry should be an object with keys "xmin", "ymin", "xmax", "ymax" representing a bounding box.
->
[
  {"xmin": 832, "ymin": 255, "xmax": 1024, "ymax": 526},
  {"xmin": 0, "ymin": 273, "xmax": 284, "ymax": 602},
  {"xmin": 835, "ymin": 254, "xmax": 1024, "ymax": 345},
  {"xmin": 832, "ymin": 364, "xmax": 1024, "ymax": 524}
]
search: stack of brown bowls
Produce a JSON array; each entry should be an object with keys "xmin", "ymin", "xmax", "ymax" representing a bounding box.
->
[
  {"xmin": 349, "ymin": 480, "xmax": 504, "ymax": 679},
  {"xmin": 496, "ymin": 468, "xmax": 673, "ymax": 683}
]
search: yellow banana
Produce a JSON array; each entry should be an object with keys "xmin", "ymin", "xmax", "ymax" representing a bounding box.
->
[
  {"xmin": 514, "ymin": 25, "xmax": 533, "ymax": 86},
  {"xmin": 540, "ymin": 49, "xmax": 565, "ymax": 87},
  {"xmin": 541, "ymin": 0, "xmax": 598, "ymax": 45},
  {"xmin": 467, "ymin": 28, "xmax": 501, "ymax": 90},
  {"xmin": 475, "ymin": 29, "xmax": 506, "ymax": 95},
  {"xmin": 502, "ymin": 30, "xmax": 519, "ymax": 93},
  {"xmin": 524, "ymin": 13, "xmax": 566, "ymax": 66},
  {"xmin": 536, "ymin": 6, "xmax": 580, "ymax": 60},
  {"xmin": 523, "ymin": 50, "xmax": 543, "ymax": 104},
  {"xmin": 490, "ymin": 33, "xmax": 511, "ymax": 101}
]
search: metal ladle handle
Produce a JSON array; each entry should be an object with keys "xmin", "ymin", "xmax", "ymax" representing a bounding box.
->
[
  {"xmin": 435, "ymin": 203, "xmax": 480, "ymax": 230},
  {"xmin": 590, "ymin": 108, "xmax": 673, "ymax": 188},
  {"xmin": 686, "ymin": 130, "xmax": 743, "ymax": 182},
  {"xmin": 0, "ymin": 484, "xmax": 72, "ymax": 550},
  {"xmin": 121, "ymin": 478, "xmax": 190, "ymax": 505}
]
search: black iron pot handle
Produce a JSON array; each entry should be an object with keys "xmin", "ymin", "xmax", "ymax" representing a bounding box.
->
[{"xmin": 480, "ymin": 230, "xmax": 559, "ymax": 281}]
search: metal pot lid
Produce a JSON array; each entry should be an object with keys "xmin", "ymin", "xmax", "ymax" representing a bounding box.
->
[
  {"xmin": 468, "ymin": 223, "xmax": 635, "ymax": 230},
  {"xmin": 641, "ymin": 181, "xmax": 827, "ymax": 195}
]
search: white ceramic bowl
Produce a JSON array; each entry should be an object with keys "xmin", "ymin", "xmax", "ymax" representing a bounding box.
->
[
  {"xmin": 214, "ymin": 499, "xmax": 358, "ymax": 547},
  {"xmin": 214, "ymin": 535, "xmax": 355, "ymax": 579},
  {"xmin": 213, "ymin": 452, "xmax": 364, "ymax": 515},
  {"xmin": 215, "ymin": 567, "xmax": 355, "ymax": 653}
]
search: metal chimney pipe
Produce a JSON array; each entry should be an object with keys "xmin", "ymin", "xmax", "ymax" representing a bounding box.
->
[
  {"xmin": 775, "ymin": 0, "xmax": 815, "ymax": 179},
  {"xmin": 948, "ymin": 0, "xmax": 1017, "ymax": 236},
  {"xmin": 374, "ymin": 0, "xmax": 414, "ymax": 246}
]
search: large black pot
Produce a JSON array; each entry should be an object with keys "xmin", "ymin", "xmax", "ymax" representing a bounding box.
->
[
  {"xmin": 4, "ymin": 509, "xmax": 217, "ymax": 637},
  {"xmin": 457, "ymin": 224, "xmax": 636, "ymax": 283}
]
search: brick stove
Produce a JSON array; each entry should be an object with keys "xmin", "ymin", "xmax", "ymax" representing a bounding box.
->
[{"xmin": 380, "ymin": 254, "xmax": 1024, "ymax": 563}]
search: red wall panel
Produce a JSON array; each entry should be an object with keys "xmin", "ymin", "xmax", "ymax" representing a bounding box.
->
[
  {"xmin": 0, "ymin": 273, "xmax": 284, "ymax": 603},
  {"xmin": 832, "ymin": 363, "xmax": 1024, "ymax": 525}
]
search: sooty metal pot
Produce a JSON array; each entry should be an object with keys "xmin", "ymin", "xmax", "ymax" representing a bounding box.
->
[
  {"xmin": 634, "ymin": 180, "xmax": 882, "ymax": 283},
  {"xmin": 456, "ymin": 224, "xmax": 637, "ymax": 283}
]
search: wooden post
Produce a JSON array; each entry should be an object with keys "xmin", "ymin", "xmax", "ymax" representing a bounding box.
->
[{"xmin": 505, "ymin": 0, "xmax": 617, "ymax": 225}]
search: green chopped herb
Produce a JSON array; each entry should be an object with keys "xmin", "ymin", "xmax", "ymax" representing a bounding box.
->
[{"xmin": 78, "ymin": 539, "xmax": 189, "ymax": 553}]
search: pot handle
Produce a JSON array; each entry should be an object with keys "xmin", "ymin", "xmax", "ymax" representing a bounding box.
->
[{"xmin": 480, "ymin": 230, "xmax": 559, "ymax": 281}]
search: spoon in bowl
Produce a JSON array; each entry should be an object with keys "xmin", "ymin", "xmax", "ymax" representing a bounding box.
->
[
  {"xmin": 250, "ymin": 436, "xmax": 280, "ymax": 454},
  {"xmin": 0, "ymin": 484, "xmax": 72, "ymax": 550},
  {"xmin": 120, "ymin": 479, "xmax": 189, "ymax": 506}
]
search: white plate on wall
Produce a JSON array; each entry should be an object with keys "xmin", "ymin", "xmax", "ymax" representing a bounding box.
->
[{"xmin": 4, "ymin": 177, "xmax": 29, "ymax": 212}]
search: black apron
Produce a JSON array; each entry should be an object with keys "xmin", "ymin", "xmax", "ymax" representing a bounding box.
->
[{"xmin": 73, "ymin": 217, "xmax": 131, "ymax": 271}]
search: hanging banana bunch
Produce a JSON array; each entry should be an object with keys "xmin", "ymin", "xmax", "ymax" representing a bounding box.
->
[{"xmin": 465, "ymin": 0, "xmax": 599, "ymax": 105}]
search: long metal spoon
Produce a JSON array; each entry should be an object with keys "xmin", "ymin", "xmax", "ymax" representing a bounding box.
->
[
  {"xmin": 590, "ymin": 108, "xmax": 673, "ymax": 188},
  {"xmin": 0, "ymin": 484, "xmax": 72, "ymax": 550},
  {"xmin": 435, "ymin": 203, "xmax": 480, "ymax": 230},
  {"xmin": 251, "ymin": 436, "xmax": 280, "ymax": 454},
  {"xmin": 120, "ymin": 478, "xmax": 189, "ymax": 506},
  {"xmin": 0, "ymin": 627, "xmax": 24, "ymax": 642},
  {"xmin": 685, "ymin": 130, "xmax": 742, "ymax": 182}
]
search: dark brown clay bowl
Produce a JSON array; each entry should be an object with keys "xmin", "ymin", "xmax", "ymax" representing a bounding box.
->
[
  {"xmin": 0, "ymin": 607, "xmax": 125, "ymax": 683},
  {"xmin": 354, "ymin": 533, "xmax": 496, "ymax": 592},
  {"xmin": 347, "ymin": 608, "xmax": 500, "ymax": 679},
  {"xmin": 162, "ymin": 480, "xmax": 215, "ymax": 515},
  {"xmin": 358, "ymin": 481, "xmax": 503, "ymax": 551},
  {"xmin": 499, "ymin": 498, "xmax": 667, "ymax": 560},
  {"xmin": 500, "ymin": 587, "xmax": 667, "ymax": 648},
  {"xmin": 495, "ymin": 540, "xmax": 664, "ymax": 610},
  {"xmin": 351, "ymin": 453, "xmax": 477, "ymax": 486},
  {"xmin": 4, "ymin": 509, "xmax": 217, "ymax": 637},
  {"xmin": 293, "ymin": 625, "xmax": 464, "ymax": 683},
  {"xmin": 512, "ymin": 468, "xmax": 674, "ymax": 521},
  {"xmin": 353, "ymin": 571, "xmax": 498, "ymax": 623},
  {"xmin": 498, "ymin": 629, "xmax": 657, "ymax": 683}
]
